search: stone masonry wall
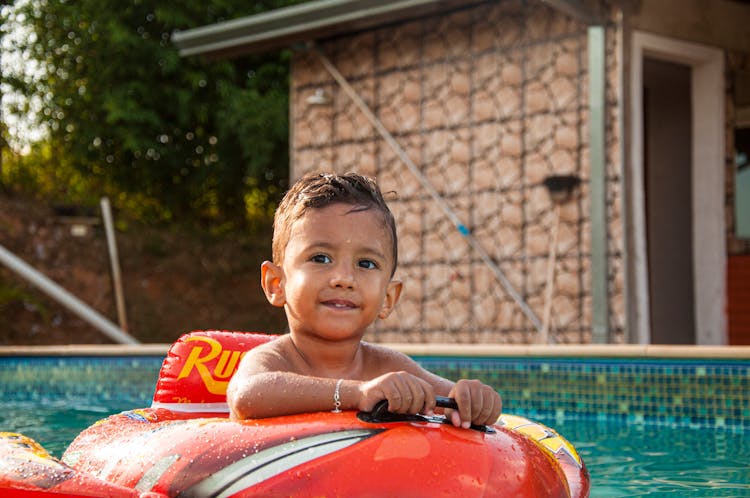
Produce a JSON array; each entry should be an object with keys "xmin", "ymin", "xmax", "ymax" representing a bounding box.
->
[{"xmin": 289, "ymin": 0, "xmax": 624, "ymax": 343}]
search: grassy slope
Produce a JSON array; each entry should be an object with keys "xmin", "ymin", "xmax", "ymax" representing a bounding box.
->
[{"xmin": 0, "ymin": 192, "xmax": 286, "ymax": 345}]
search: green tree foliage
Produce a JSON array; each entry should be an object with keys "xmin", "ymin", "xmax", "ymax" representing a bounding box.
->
[{"xmin": 1, "ymin": 0, "xmax": 307, "ymax": 226}]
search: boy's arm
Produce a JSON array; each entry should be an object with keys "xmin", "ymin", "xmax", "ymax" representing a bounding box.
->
[
  {"xmin": 227, "ymin": 345, "xmax": 340, "ymax": 419},
  {"xmin": 228, "ymin": 369, "xmax": 346, "ymax": 419},
  {"xmin": 229, "ymin": 369, "xmax": 440, "ymax": 420},
  {"xmin": 227, "ymin": 343, "xmax": 501, "ymax": 425},
  {"xmin": 227, "ymin": 344, "xmax": 442, "ymax": 419}
]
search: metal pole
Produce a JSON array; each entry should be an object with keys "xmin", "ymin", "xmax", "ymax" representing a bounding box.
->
[
  {"xmin": 0, "ymin": 244, "xmax": 139, "ymax": 344},
  {"xmin": 100, "ymin": 197, "xmax": 129, "ymax": 332},
  {"xmin": 313, "ymin": 46, "xmax": 543, "ymax": 333}
]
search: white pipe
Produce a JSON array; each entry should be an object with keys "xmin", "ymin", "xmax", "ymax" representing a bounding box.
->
[
  {"xmin": 313, "ymin": 46, "xmax": 543, "ymax": 333},
  {"xmin": 100, "ymin": 197, "xmax": 129, "ymax": 332},
  {"xmin": 540, "ymin": 204, "xmax": 561, "ymax": 343},
  {"xmin": 0, "ymin": 244, "xmax": 139, "ymax": 344}
]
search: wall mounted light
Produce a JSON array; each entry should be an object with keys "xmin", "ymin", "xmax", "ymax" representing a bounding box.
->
[
  {"xmin": 306, "ymin": 88, "xmax": 332, "ymax": 106},
  {"xmin": 543, "ymin": 174, "xmax": 581, "ymax": 204}
]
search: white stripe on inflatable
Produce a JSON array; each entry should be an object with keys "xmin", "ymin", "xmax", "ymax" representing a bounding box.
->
[
  {"xmin": 181, "ymin": 429, "xmax": 380, "ymax": 498},
  {"xmin": 150, "ymin": 402, "xmax": 229, "ymax": 413}
]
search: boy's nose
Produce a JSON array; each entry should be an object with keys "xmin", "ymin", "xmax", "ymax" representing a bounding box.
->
[{"xmin": 329, "ymin": 265, "xmax": 355, "ymax": 288}]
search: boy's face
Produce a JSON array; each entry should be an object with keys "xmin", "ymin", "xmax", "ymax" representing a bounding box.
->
[{"xmin": 262, "ymin": 203, "xmax": 401, "ymax": 341}]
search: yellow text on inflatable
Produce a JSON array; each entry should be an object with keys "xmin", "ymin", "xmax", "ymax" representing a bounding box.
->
[{"xmin": 176, "ymin": 336, "xmax": 245, "ymax": 395}]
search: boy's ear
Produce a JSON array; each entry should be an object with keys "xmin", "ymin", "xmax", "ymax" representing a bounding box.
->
[
  {"xmin": 261, "ymin": 261, "xmax": 286, "ymax": 307},
  {"xmin": 378, "ymin": 279, "xmax": 403, "ymax": 319}
]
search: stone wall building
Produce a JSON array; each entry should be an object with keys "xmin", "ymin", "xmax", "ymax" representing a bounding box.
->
[{"xmin": 175, "ymin": 0, "xmax": 750, "ymax": 345}]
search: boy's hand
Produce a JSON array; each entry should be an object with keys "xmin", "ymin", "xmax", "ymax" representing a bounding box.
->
[
  {"xmin": 358, "ymin": 371, "xmax": 437, "ymax": 415},
  {"xmin": 447, "ymin": 379, "xmax": 502, "ymax": 428}
]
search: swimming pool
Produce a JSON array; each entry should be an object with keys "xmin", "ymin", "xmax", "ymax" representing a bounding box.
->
[{"xmin": 2, "ymin": 349, "xmax": 749, "ymax": 496}]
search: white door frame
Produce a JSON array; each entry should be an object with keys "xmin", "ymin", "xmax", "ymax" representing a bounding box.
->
[{"xmin": 630, "ymin": 31, "xmax": 726, "ymax": 345}]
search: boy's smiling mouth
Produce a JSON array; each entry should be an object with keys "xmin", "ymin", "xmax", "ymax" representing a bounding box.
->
[{"xmin": 322, "ymin": 299, "xmax": 357, "ymax": 310}]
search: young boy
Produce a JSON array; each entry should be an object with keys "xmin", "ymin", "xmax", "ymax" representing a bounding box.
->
[{"xmin": 227, "ymin": 172, "xmax": 502, "ymax": 428}]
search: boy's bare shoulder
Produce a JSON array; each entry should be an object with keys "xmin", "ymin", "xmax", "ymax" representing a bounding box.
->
[
  {"xmin": 360, "ymin": 341, "xmax": 451, "ymax": 392},
  {"xmin": 360, "ymin": 341, "xmax": 419, "ymax": 371},
  {"xmin": 239, "ymin": 335, "xmax": 293, "ymax": 373}
]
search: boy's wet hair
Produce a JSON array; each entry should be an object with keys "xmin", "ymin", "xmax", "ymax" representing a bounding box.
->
[{"xmin": 272, "ymin": 172, "xmax": 398, "ymax": 275}]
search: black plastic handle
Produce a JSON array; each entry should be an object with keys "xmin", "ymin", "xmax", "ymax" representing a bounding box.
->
[
  {"xmin": 435, "ymin": 395, "xmax": 458, "ymax": 410},
  {"xmin": 357, "ymin": 396, "xmax": 495, "ymax": 433}
]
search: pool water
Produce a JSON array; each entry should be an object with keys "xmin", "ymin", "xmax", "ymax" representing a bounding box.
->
[
  {"xmin": 3, "ymin": 401, "xmax": 749, "ymax": 496},
  {"xmin": 3, "ymin": 400, "xmax": 132, "ymax": 456},
  {"xmin": 2, "ymin": 355, "xmax": 749, "ymax": 496},
  {"xmin": 553, "ymin": 418, "xmax": 750, "ymax": 497}
]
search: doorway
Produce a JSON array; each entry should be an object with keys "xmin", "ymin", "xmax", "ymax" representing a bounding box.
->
[
  {"xmin": 642, "ymin": 58, "xmax": 695, "ymax": 343},
  {"xmin": 629, "ymin": 32, "xmax": 726, "ymax": 345}
]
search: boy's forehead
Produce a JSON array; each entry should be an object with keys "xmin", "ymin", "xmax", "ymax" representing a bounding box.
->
[
  {"xmin": 278, "ymin": 201, "xmax": 398, "ymax": 275},
  {"xmin": 292, "ymin": 203, "xmax": 385, "ymax": 232},
  {"xmin": 288, "ymin": 204, "xmax": 393, "ymax": 251}
]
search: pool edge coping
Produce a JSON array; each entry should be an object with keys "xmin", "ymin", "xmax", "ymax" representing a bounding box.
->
[
  {"xmin": 384, "ymin": 344, "xmax": 750, "ymax": 359},
  {"xmin": 1, "ymin": 343, "xmax": 749, "ymax": 359}
]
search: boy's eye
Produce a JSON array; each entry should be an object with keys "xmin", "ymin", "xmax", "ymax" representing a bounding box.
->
[
  {"xmin": 358, "ymin": 259, "xmax": 378, "ymax": 270},
  {"xmin": 311, "ymin": 254, "xmax": 332, "ymax": 264}
]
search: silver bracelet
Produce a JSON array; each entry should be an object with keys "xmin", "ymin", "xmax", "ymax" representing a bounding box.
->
[{"xmin": 332, "ymin": 378, "xmax": 343, "ymax": 413}]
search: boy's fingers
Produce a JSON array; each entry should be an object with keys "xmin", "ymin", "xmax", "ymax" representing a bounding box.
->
[
  {"xmin": 405, "ymin": 381, "xmax": 425, "ymax": 414},
  {"xmin": 479, "ymin": 391, "xmax": 502, "ymax": 425},
  {"xmin": 493, "ymin": 394, "xmax": 503, "ymax": 423},
  {"xmin": 454, "ymin": 389, "xmax": 472, "ymax": 427},
  {"xmin": 421, "ymin": 381, "xmax": 436, "ymax": 415},
  {"xmin": 412, "ymin": 377, "xmax": 437, "ymax": 415},
  {"xmin": 450, "ymin": 409, "xmax": 461, "ymax": 427},
  {"xmin": 442, "ymin": 381, "xmax": 503, "ymax": 427},
  {"xmin": 387, "ymin": 374, "xmax": 417, "ymax": 413},
  {"xmin": 475, "ymin": 389, "xmax": 496, "ymax": 424},
  {"xmin": 386, "ymin": 379, "xmax": 406, "ymax": 413},
  {"xmin": 490, "ymin": 392, "xmax": 502, "ymax": 423},
  {"xmin": 467, "ymin": 388, "xmax": 486, "ymax": 427}
]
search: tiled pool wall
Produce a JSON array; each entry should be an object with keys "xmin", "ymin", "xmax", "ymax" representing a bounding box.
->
[
  {"xmin": 420, "ymin": 357, "xmax": 750, "ymax": 430},
  {"xmin": 1, "ymin": 353, "xmax": 748, "ymax": 430},
  {"xmin": 0, "ymin": 356, "xmax": 163, "ymax": 406}
]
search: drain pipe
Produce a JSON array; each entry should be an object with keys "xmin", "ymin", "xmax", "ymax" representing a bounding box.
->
[
  {"xmin": 588, "ymin": 25, "xmax": 609, "ymax": 344},
  {"xmin": 0, "ymin": 244, "xmax": 139, "ymax": 344},
  {"xmin": 312, "ymin": 45, "xmax": 543, "ymax": 333}
]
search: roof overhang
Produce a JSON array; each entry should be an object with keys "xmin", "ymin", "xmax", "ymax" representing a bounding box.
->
[
  {"xmin": 172, "ymin": 0, "xmax": 483, "ymax": 59},
  {"xmin": 172, "ymin": 0, "xmax": 602, "ymax": 59}
]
